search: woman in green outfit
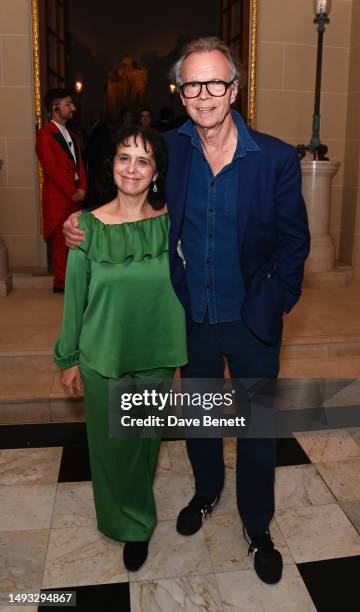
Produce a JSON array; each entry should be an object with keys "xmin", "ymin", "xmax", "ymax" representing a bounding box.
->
[{"xmin": 54, "ymin": 126, "xmax": 187, "ymax": 571}]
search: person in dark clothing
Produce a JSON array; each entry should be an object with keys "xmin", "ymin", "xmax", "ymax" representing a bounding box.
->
[{"xmin": 85, "ymin": 110, "xmax": 112, "ymax": 207}]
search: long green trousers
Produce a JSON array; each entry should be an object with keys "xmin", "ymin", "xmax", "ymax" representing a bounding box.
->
[{"xmin": 80, "ymin": 363, "xmax": 174, "ymax": 542}]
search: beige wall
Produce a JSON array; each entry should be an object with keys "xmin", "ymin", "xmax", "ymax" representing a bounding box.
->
[
  {"xmin": 256, "ymin": 0, "xmax": 354, "ymax": 262},
  {"xmin": 344, "ymin": 0, "xmax": 360, "ymax": 275},
  {"xmin": 0, "ymin": 0, "xmax": 42, "ymax": 268},
  {"xmin": 0, "ymin": 1, "xmax": 358, "ymax": 272}
]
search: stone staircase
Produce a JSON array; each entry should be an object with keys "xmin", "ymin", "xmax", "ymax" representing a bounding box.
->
[
  {"xmin": 0, "ymin": 353, "xmax": 84, "ymax": 425},
  {"xmin": 1, "ymin": 276, "xmax": 360, "ymax": 425},
  {"xmin": 281, "ymin": 334, "xmax": 360, "ymax": 361},
  {"xmin": 11, "ymin": 268, "xmax": 53, "ymax": 290},
  {"xmin": 0, "ymin": 274, "xmax": 84, "ymax": 425}
]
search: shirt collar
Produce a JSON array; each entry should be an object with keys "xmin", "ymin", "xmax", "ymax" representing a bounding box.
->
[
  {"xmin": 51, "ymin": 120, "xmax": 71, "ymax": 139},
  {"xmin": 178, "ymin": 109, "xmax": 259, "ymax": 158}
]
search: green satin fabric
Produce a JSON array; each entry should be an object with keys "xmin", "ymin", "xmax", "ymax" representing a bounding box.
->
[
  {"xmin": 54, "ymin": 210, "xmax": 188, "ymax": 376},
  {"xmin": 53, "ymin": 210, "xmax": 187, "ymax": 541},
  {"xmin": 81, "ymin": 363, "xmax": 173, "ymax": 541}
]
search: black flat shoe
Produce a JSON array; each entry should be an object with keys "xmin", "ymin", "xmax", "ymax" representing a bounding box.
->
[{"xmin": 123, "ymin": 541, "xmax": 149, "ymax": 571}]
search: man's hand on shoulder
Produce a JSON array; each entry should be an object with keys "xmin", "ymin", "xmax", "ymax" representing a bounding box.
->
[{"xmin": 63, "ymin": 211, "xmax": 84, "ymax": 248}]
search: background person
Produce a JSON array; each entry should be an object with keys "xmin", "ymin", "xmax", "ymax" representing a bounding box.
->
[
  {"xmin": 36, "ymin": 88, "xmax": 86, "ymax": 292},
  {"xmin": 138, "ymin": 108, "xmax": 153, "ymax": 129},
  {"xmin": 85, "ymin": 109, "xmax": 112, "ymax": 207}
]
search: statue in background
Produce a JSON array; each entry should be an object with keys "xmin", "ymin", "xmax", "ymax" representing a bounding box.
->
[
  {"xmin": 131, "ymin": 64, "xmax": 148, "ymax": 108},
  {"xmin": 105, "ymin": 55, "xmax": 148, "ymax": 124}
]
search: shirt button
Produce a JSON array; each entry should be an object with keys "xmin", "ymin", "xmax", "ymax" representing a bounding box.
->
[
  {"xmin": 208, "ymin": 234, "xmax": 213, "ymax": 239},
  {"xmin": 208, "ymin": 208, "xmax": 214, "ymax": 213},
  {"xmin": 206, "ymin": 283, "xmax": 212, "ymax": 289},
  {"xmin": 206, "ymin": 258, "xmax": 212, "ymax": 264}
]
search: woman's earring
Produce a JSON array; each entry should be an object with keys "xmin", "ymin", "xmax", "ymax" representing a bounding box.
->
[{"xmin": 152, "ymin": 180, "xmax": 158, "ymax": 193}]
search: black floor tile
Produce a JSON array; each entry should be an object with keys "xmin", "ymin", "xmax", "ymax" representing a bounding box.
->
[
  {"xmin": 0, "ymin": 422, "xmax": 87, "ymax": 449},
  {"xmin": 276, "ymin": 437, "xmax": 311, "ymax": 466},
  {"xmin": 297, "ymin": 556, "xmax": 360, "ymax": 612},
  {"xmin": 58, "ymin": 444, "xmax": 92, "ymax": 482},
  {"xmin": 40, "ymin": 582, "xmax": 130, "ymax": 611}
]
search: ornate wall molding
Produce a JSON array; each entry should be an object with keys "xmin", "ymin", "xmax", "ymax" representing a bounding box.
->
[
  {"xmin": 248, "ymin": 0, "xmax": 258, "ymax": 128},
  {"xmin": 31, "ymin": 0, "xmax": 43, "ymax": 231},
  {"xmin": 220, "ymin": 0, "xmax": 259, "ymax": 127},
  {"xmin": 31, "ymin": 0, "xmax": 42, "ymax": 129}
]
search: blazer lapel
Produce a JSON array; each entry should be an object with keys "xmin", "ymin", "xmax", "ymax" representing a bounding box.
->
[
  {"xmin": 51, "ymin": 129, "xmax": 75, "ymax": 164},
  {"xmin": 166, "ymin": 134, "xmax": 193, "ymax": 251},
  {"xmin": 237, "ymin": 152, "xmax": 259, "ymax": 248},
  {"xmin": 69, "ymin": 130, "xmax": 80, "ymax": 168}
]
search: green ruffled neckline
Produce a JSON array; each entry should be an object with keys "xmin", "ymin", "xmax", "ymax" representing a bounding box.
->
[{"xmin": 78, "ymin": 210, "xmax": 170, "ymax": 263}]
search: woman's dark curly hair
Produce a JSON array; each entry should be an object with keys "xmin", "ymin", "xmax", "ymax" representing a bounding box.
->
[{"xmin": 99, "ymin": 126, "xmax": 167, "ymax": 210}]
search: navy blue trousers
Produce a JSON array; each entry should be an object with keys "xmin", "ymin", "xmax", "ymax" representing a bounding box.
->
[{"xmin": 181, "ymin": 317, "xmax": 281, "ymax": 534}]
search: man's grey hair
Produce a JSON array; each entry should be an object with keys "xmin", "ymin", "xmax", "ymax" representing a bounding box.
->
[{"xmin": 169, "ymin": 36, "xmax": 245, "ymax": 88}]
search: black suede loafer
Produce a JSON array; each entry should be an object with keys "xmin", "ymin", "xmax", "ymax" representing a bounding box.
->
[
  {"xmin": 243, "ymin": 525, "xmax": 283, "ymax": 584},
  {"xmin": 176, "ymin": 493, "xmax": 221, "ymax": 536}
]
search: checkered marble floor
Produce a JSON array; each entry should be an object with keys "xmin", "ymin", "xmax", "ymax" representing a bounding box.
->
[{"xmin": 0, "ymin": 423, "xmax": 360, "ymax": 612}]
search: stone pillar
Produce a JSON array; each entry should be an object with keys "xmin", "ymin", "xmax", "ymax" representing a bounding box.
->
[
  {"xmin": 0, "ymin": 158, "xmax": 12, "ymax": 296},
  {"xmin": 0, "ymin": 237, "xmax": 12, "ymax": 296},
  {"xmin": 301, "ymin": 160, "xmax": 340, "ymax": 273}
]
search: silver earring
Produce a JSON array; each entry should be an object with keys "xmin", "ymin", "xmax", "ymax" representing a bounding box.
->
[{"xmin": 152, "ymin": 181, "xmax": 158, "ymax": 193}]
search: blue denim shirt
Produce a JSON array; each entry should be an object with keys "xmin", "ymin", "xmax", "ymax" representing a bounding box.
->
[{"xmin": 179, "ymin": 110, "xmax": 259, "ymax": 324}]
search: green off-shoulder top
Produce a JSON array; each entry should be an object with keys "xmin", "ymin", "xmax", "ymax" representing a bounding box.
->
[{"xmin": 54, "ymin": 210, "xmax": 188, "ymax": 377}]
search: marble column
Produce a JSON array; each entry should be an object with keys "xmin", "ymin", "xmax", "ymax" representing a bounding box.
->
[{"xmin": 301, "ymin": 160, "xmax": 340, "ymax": 273}]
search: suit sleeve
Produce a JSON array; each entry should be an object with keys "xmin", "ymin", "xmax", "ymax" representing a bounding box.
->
[
  {"xmin": 36, "ymin": 129, "xmax": 78, "ymax": 199},
  {"xmin": 275, "ymin": 147, "xmax": 311, "ymax": 312},
  {"xmin": 54, "ymin": 247, "xmax": 89, "ymax": 369}
]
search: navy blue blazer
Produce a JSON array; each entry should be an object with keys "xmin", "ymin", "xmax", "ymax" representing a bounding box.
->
[{"xmin": 163, "ymin": 126, "xmax": 310, "ymax": 344}]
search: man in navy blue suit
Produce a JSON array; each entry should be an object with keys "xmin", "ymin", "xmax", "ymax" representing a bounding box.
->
[
  {"xmin": 64, "ymin": 37, "xmax": 310, "ymax": 585},
  {"xmin": 164, "ymin": 37, "xmax": 309, "ymax": 585}
]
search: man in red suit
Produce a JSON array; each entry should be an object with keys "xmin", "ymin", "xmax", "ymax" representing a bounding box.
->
[{"xmin": 36, "ymin": 89, "xmax": 87, "ymax": 292}]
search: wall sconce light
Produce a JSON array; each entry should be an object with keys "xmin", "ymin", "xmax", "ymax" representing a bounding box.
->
[
  {"xmin": 75, "ymin": 80, "xmax": 83, "ymax": 94},
  {"xmin": 168, "ymin": 83, "xmax": 176, "ymax": 120}
]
